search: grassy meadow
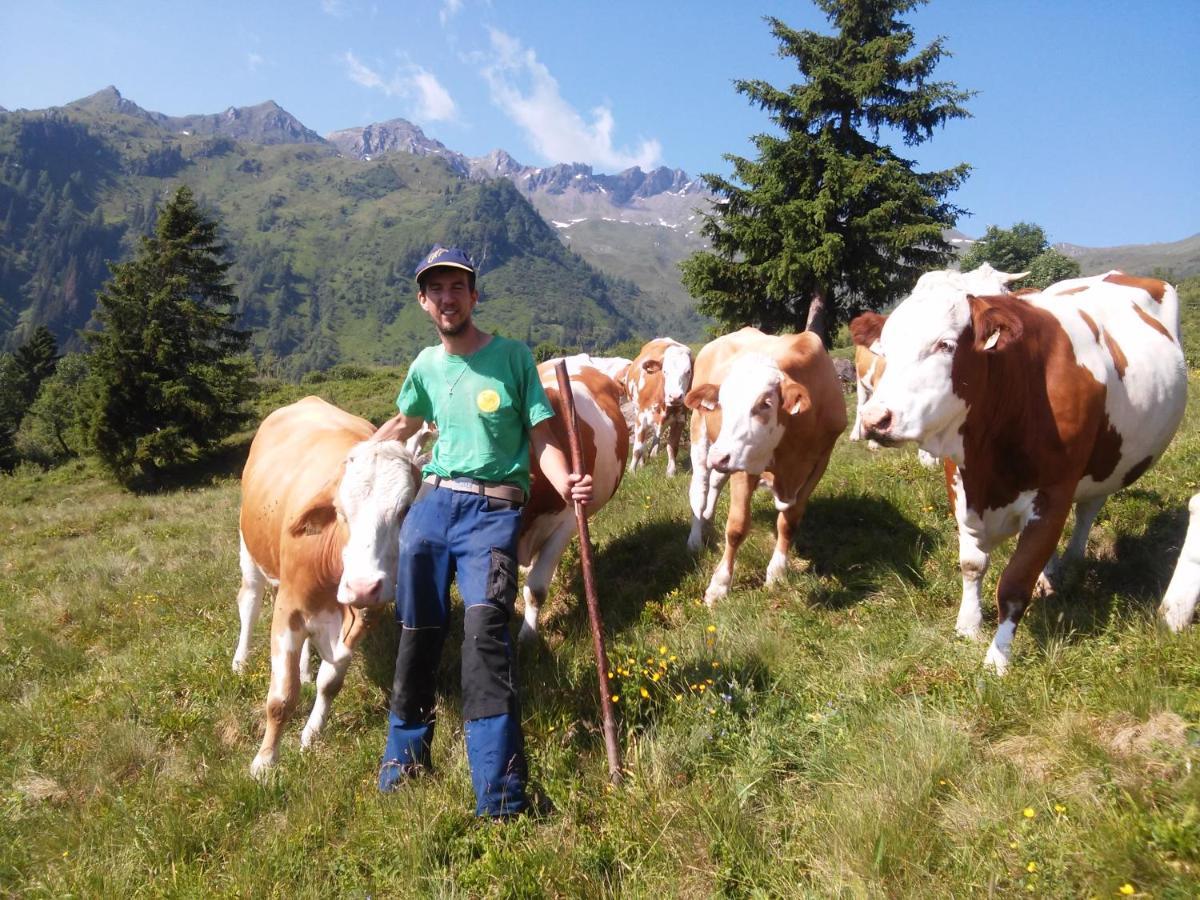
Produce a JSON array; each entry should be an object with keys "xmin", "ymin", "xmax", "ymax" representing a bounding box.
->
[{"xmin": 2, "ymin": 365, "xmax": 1200, "ymax": 898}]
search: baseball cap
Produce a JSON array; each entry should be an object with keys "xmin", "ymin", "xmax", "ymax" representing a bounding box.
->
[{"xmin": 414, "ymin": 245, "xmax": 475, "ymax": 283}]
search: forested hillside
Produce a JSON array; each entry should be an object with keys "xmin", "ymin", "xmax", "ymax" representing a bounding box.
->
[{"xmin": 0, "ymin": 100, "xmax": 660, "ymax": 375}]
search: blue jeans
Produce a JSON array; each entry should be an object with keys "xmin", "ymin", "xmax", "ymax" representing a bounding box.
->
[{"xmin": 379, "ymin": 484, "xmax": 527, "ymax": 817}]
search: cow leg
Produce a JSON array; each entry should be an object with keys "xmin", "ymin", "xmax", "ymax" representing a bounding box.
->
[
  {"xmin": 955, "ymin": 526, "xmax": 991, "ymax": 642},
  {"xmin": 1037, "ymin": 495, "xmax": 1105, "ymax": 596},
  {"xmin": 250, "ymin": 598, "xmax": 304, "ymax": 778},
  {"xmin": 687, "ymin": 417, "xmax": 712, "ymax": 552},
  {"xmin": 630, "ymin": 414, "xmax": 653, "ymax": 472},
  {"xmin": 518, "ymin": 518, "xmax": 574, "ymax": 642},
  {"xmin": 299, "ymin": 638, "xmax": 314, "ymax": 684},
  {"xmin": 233, "ymin": 532, "xmax": 268, "ymax": 674},
  {"xmin": 850, "ymin": 376, "xmax": 868, "ymax": 441},
  {"xmin": 705, "ymin": 472, "xmax": 757, "ymax": 606},
  {"xmin": 664, "ymin": 414, "xmax": 684, "ymax": 477},
  {"xmin": 1160, "ymin": 493, "xmax": 1200, "ymax": 631},
  {"xmin": 300, "ymin": 609, "xmax": 353, "ymax": 750},
  {"xmin": 985, "ymin": 494, "xmax": 1073, "ymax": 675}
]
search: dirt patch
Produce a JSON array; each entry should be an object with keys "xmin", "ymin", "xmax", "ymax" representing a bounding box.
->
[
  {"xmin": 1102, "ymin": 711, "xmax": 1190, "ymax": 777},
  {"xmin": 13, "ymin": 773, "xmax": 69, "ymax": 806}
]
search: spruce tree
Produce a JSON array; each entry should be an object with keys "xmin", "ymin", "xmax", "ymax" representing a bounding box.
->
[
  {"xmin": 87, "ymin": 185, "xmax": 253, "ymax": 488},
  {"xmin": 681, "ymin": 0, "xmax": 972, "ymax": 343},
  {"xmin": 13, "ymin": 324, "xmax": 61, "ymax": 404}
]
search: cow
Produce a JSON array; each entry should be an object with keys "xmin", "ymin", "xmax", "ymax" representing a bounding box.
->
[
  {"xmin": 847, "ymin": 264, "xmax": 1028, "ymax": 448},
  {"xmin": 626, "ymin": 337, "xmax": 694, "ymax": 476},
  {"xmin": 684, "ymin": 327, "xmax": 847, "ymax": 605},
  {"xmin": 517, "ymin": 361, "xmax": 629, "ymax": 640},
  {"xmin": 1160, "ymin": 492, "xmax": 1200, "ymax": 632},
  {"xmin": 859, "ymin": 271, "xmax": 1186, "ymax": 673},
  {"xmin": 233, "ymin": 396, "xmax": 420, "ymax": 777},
  {"xmin": 551, "ymin": 353, "xmax": 634, "ymax": 393}
]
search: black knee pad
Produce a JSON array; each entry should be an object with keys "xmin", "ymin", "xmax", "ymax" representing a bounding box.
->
[
  {"xmin": 462, "ymin": 602, "xmax": 518, "ymax": 722},
  {"xmin": 390, "ymin": 626, "xmax": 443, "ymax": 721}
]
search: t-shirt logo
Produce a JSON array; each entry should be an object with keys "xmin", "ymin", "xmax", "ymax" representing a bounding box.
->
[{"xmin": 477, "ymin": 389, "xmax": 501, "ymax": 413}]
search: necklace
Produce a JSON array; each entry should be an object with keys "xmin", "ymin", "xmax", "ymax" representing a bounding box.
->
[{"xmin": 446, "ymin": 358, "xmax": 470, "ymax": 397}]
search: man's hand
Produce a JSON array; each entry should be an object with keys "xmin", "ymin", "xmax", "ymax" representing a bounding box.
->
[
  {"xmin": 371, "ymin": 412, "xmax": 424, "ymax": 443},
  {"xmin": 566, "ymin": 472, "xmax": 593, "ymax": 507}
]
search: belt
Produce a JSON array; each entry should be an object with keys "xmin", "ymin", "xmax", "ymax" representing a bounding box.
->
[{"xmin": 422, "ymin": 474, "xmax": 526, "ymax": 505}]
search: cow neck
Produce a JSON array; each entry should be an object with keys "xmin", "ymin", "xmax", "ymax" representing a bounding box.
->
[
  {"xmin": 314, "ymin": 518, "xmax": 350, "ymax": 589},
  {"xmin": 951, "ymin": 299, "xmax": 1098, "ymax": 513}
]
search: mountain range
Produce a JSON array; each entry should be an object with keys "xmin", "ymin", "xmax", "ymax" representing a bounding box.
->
[{"xmin": 1, "ymin": 87, "xmax": 1195, "ymax": 373}]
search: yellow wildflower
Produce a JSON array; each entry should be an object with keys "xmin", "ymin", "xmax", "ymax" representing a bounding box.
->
[
  {"xmin": 1023, "ymin": 807, "xmax": 1036, "ymax": 819},
  {"xmin": 640, "ymin": 687, "xmax": 650, "ymax": 699},
  {"xmin": 611, "ymin": 695, "xmax": 620, "ymax": 703},
  {"xmin": 658, "ymin": 645, "xmax": 668, "ymax": 655},
  {"xmin": 1118, "ymin": 886, "xmax": 1135, "ymax": 896},
  {"xmin": 1026, "ymin": 861, "xmax": 1038, "ymax": 873},
  {"xmin": 706, "ymin": 625, "xmax": 717, "ymax": 633}
]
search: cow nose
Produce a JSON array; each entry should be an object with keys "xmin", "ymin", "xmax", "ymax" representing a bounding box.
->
[
  {"xmin": 665, "ymin": 393, "xmax": 683, "ymax": 407},
  {"xmin": 708, "ymin": 450, "xmax": 732, "ymax": 472},
  {"xmin": 344, "ymin": 576, "xmax": 382, "ymax": 606},
  {"xmin": 862, "ymin": 407, "xmax": 892, "ymax": 438}
]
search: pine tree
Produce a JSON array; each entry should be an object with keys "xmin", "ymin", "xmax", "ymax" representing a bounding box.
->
[
  {"xmin": 681, "ymin": 0, "xmax": 972, "ymax": 343},
  {"xmin": 13, "ymin": 324, "xmax": 60, "ymax": 404},
  {"xmin": 86, "ymin": 185, "xmax": 253, "ymax": 488}
]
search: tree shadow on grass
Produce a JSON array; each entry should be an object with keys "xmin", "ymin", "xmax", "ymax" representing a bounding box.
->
[
  {"xmin": 758, "ymin": 492, "xmax": 936, "ymax": 610},
  {"xmin": 1019, "ymin": 502, "xmax": 1188, "ymax": 647},
  {"xmin": 548, "ymin": 518, "xmax": 697, "ymax": 639}
]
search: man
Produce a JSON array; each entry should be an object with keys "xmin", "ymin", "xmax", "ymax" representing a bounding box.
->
[{"xmin": 371, "ymin": 245, "xmax": 592, "ymax": 818}]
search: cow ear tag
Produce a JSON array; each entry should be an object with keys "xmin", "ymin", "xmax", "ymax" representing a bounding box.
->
[{"xmin": 983, "ymin": 330, "xmax": 1001, "ymax": 351}]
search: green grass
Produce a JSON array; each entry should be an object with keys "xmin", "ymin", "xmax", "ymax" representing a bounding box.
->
[{"xmin": 2, "ymin": 371, "xmax": 1199, "ymax": 897}]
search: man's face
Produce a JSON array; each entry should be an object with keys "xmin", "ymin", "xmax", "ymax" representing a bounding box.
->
[{"xmin": 418, "ymin": 268, "xmax": 477, "ymax": 336}]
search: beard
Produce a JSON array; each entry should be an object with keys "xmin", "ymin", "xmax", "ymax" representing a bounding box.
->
[{"xmin": 436, "ymin": 318, "xmax": 468, "ymax": 337}]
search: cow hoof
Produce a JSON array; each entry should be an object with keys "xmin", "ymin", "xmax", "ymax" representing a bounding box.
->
[
  {"xmin": 703, "ymin": 586, "xmax": 727, "ymax": 607},
  {"xmin": 955, "ymin": 624, "xmax": 985, "ymax": 643},
  {"xmin": 232, "ymin": 656, "xmax": 248, "ymax": 675},
  {"xmin": 249, "ymin": 754, "xmax": 275, "ymax": 781},
  {"xmin": 300, "ymin": 726, "xmax": 319, "ymax": 750},
  {"xmin": 1034, "ymin": 573, "xmax": 1056, "ymax": 599},
  {"xmin": 299, "ymin": 665, "xmax": 315, "ymax": 685},
  {"xmin": 687, "ymin": 535, "xmax": 704, "ymax": 554},
  {"xmin": 517, "ymin": 622, "xmax": 538, "ymax": 644},
  {"xmin": 983, "ymin": 647, "xmax": 1010, "ymax": 676},
  {"xmin": 1159, "ymin": 605, "xmax": 1193, "ymax": 633},
  {"xmin": 666, "ymin": 464, "xmax": 676, "ymax": 477}
]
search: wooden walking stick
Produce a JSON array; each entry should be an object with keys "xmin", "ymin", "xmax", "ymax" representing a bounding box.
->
[{"xmin": 554, "ymin": 360, "xmax": 624, "ymax": 785}]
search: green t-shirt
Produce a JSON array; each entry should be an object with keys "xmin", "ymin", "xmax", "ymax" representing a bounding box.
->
[{"xmin": 396, "ymin": 336, "xmax": 554, "ymax": 494}]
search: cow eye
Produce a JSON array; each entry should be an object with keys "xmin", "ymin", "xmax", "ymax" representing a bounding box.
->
[{"xmin": 934, "ymin": 339, "xmax": 956, "ymax": 354}]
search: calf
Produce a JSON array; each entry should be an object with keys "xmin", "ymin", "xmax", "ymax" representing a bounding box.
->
[
  {"xmin": 517, "ymin": 362, "xmax": 629, "ymax": 639},
  {"xmin": 234, "ymin": 396, "xmax": 420, "ymax": 776},
  {"xmin": 685, "ymin": 327, "xmax": 846, "ymax": 605},
  {"xmin": 860, "ymin": 271, "xmax": 1186, "ymax": 672},
  {"xmin": 626, "ymin": 337, "xmax": 694, "ymax": 476}
]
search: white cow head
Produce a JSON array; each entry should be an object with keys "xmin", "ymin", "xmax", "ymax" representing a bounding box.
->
[
  {"xmin": 686, "ymin": 353, "xmax": 807, "ymax": 474},
  {"xmin": 859, "ymin": 272, "xmax": 1026, "ymax": 453},
  {"xmin": 334, "ymin": 440, "xmax": 420, "ymax": 607},
  {"xmin": 661, "ymin": 342, "xmax": 694, "ymax": 408}
]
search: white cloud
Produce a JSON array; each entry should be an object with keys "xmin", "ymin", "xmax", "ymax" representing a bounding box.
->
[
  {"xmin": 342, "ymin": 52, "xmax": 458, "ymax": 123},
  {"xmin": 439, "ymin": 0, "xmax": 463, "ymax": 26},
  {"xmin": 478, "ymin": 28, "xmax": 661, "ymax": 171},
  {"xmin": 321, "ymin": 0, "xmax": 349, "ymax": 17},
  {"xmin": 247, "ymin": 52, "xmax": 265, "ymax": 72}
]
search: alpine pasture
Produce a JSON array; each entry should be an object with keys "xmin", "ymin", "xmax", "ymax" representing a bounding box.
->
[{"xmin": 2, "ymin": 359, "xmax": 1199, "ymax": 897}]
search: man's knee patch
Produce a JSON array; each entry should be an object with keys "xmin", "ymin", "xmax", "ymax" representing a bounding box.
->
[
  {"xmin": 462, "ymin": 603, "xmax": 517, "ymax": 722},
  {"xmin": 390, "ymin": 627, "xmax": 443, "ymax": 721}
]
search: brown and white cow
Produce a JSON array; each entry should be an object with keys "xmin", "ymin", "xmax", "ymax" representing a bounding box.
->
[
  {"xmin": 626, "ymin": 337, "xmax": 694, "ymax": 476},
  {"xmin": 848, "ymin": 264, "xmax": 1028, "ymax": 449},
  {"xmin": 517, "ymin": 362, "xmax": 629, "ymax": 640},
  {"xmin": 234, "ymin": 396, "xmax": 420, "ymax": 777},
  {"xmin": 860, "ymin": 271, "xmax": 1186, "ymax": 673},
  {"xmin": 1160, "ymin": 492, "xmax": 1200, "ymax": 632},
  {"xmin": 552, "ymin": 353, "xmax": 633, "ymax": 394},
  {"xmin": 684, "ymin": 327, "xmax": 846, "ymax": 605}
]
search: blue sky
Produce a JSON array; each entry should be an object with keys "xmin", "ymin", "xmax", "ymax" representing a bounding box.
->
[{"xmin": 2, "ymin": 0, "xmax": 1197, "ymax": 247}]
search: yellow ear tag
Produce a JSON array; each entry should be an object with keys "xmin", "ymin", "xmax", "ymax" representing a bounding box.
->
[{"xmin": 477, "ymin": 389, "xmax": 501, "ymax": 413}]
